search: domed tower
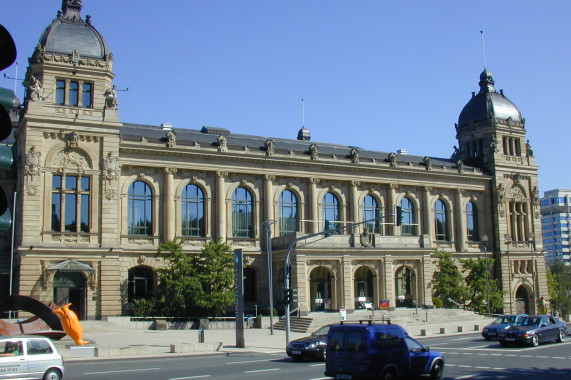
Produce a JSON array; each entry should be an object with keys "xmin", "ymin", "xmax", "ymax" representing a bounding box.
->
[
  {"xmin": 15, "ymin": 0, "xmax": 123, "ymax": 317},
  {"xmin": 456, "ymin": 69, "xmax": 544, "ymax": 314},
  {"xmin": 21, "ymin": 0, "xmax": 118, "ymax": 122}
]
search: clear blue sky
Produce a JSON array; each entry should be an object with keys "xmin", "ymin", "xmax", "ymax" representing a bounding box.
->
[{"xmin": 2, "ymin": 1, "xmax": 569, "ymax": 194}]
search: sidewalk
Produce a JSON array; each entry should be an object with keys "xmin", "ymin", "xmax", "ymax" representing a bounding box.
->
[{"xmin": 55, "ymin": 310, "xmax": 495, "ymax": 361}]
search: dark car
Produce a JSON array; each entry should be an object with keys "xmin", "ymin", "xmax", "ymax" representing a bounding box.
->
[
  {"xmin": 325, "ymin": 321, "xmax": 444, "ymax": 379},
  {"xmin": 481, "ymin": 314, "xmax": 527, "ymax": 340},
  {"xmin": 286, "ymin": 324, "xmax": 330, "ymax": 361},
  {"xmin": 498, "ymin": 315, "xmax": 567, "ymax": 347}
]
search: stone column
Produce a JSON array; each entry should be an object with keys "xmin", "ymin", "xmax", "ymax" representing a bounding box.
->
[
  {"xmin": 423, "ymin": 186, "xmax": 432, "ymax": 242},
  {"xmin": 216, "ymin": 171, "xmax": 228, "ymax": 241},
  {"xmin": 342, "ymin": 254, "xmax": 353, "ymax": 311},
  {"xmin": 309, "ymin": 178, "xmax": 319, "ymax": 233},
  {"xmin": 455, "ymin": 189, "xmax": 466, "ymax": 251},
  {"xmin": 350, "ymin": 181, "xmax": 360, "ymax": 233},
  {"xmin": 384, "ymin": 255, "xmax": 394, "ymax": 308},
  {"xmin": 388, "ymin": 184, "xmax": 397, "ymax": 235},
  {"xmin": 164, "ymin": 168, "xmax": 176, "ymax": 241}
]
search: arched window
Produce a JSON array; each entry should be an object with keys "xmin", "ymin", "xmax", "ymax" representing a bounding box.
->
[
  {"xmin": 400, "ymin": 197, "xmax": 415, "ymax": 235},
  {"xmin": 434, "ymin": 199, "xmax": 449, "ymax": 241},
  {"xmin": 363, "ymin": 195, "xmax": 381, "ymax": 233},
  {"xmin": 466, "ymin": 201, "xmax": 479, "ymax": 241},
  {"xmin": 322, "ymin": 192, "xmax": 340, "ymax": 231},
  {"xmin": 181, "ymin": 184, "xmax": 205, "ymax": 237},
  {"xmin": 232, "ymin": 187, "xmax": 254, "ymax": 238},
  {"xmin": 128, "ymin": 181, "xmax": 153, "ymax": 236},
  {"xmin": 279, "ymin": 190, "xmax": 299, "ymax": 236},
  {"xmin": 128, "ymin": 266, "xmax": 155, "ymax": 303}
]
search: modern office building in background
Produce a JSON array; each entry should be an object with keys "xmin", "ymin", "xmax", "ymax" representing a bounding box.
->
[
  {"xmin": 541, "ymin": 189, "xmax": 571, "ymax": 267},
  {"xmin": 1, "ymin": 1, "xmax": 548, "ymax": 319}
]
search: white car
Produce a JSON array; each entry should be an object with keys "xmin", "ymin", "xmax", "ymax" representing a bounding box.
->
[{"xmin": 0, "ymin": 335, "xmax": 64, "ymax": 379}]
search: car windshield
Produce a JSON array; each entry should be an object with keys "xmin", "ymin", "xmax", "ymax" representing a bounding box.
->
[
  {"xmin": 493, "ymin": 316, "xmax": 515, "ymax": 324},
  {"xmin": 313, "ymin": 325, "xmax": 331, "ymax": 336},
  {"xmin": 516, "ymin": 317, "xmax": 540, "ymax": 327}
]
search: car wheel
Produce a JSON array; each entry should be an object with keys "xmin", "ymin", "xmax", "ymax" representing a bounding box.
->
[
  {"xmin": 531, "ymin": 334, "xmax": 539, "ymax": 347},
  {"xmin": 43, "ymin": 369, "xmax": 61, "ymax": 380},
  {"xmin": 381, "ymin": 369, "xmax": 396, "ymax": 380},
  {"xmin": 557, "ymin": 330, "xmax": 565, "ymax": 343},
  {"xmin": 430, "ymin": 359, "xmax": 444, "ymax": 380},
  {"xmin": 293, "ymin": 355, "xmax": 303, "ymax": 362},
  {"xmin": 499, "ymin": 340, "xmax": 509, "ymax": 347},
  {"xmin": 320, "ymin": 347, "xmax": 327, "ymax": 361}
]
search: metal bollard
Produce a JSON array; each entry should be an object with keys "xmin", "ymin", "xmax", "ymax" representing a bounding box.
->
[
  {"xmin": 440, "ymin": 328, "xmax": 445, "ymax": 334},
  {"xmin": 198, "ymin": 329, "xmax": 205, "ymax": 343},
  {"xmin": 457, "ymin": 326, "xmax": 463, "ymax": 332},
  {"xmin": 474, "ymin": 324, "xmax": 480, "ymax": 331},
  {"xmin": 420, "ymin": 329, "xmax": 426, "ymax": 336}
]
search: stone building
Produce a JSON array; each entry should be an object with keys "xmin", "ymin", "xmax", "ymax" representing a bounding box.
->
[{"xmin": 7, "ymin": 1, "xmax": 546, "ymax": 319}]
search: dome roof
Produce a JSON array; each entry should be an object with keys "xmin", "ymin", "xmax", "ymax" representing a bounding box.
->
[
  {"xmin": 38, "ymin": 1, "xmax": 109, "ymax": 59},
  {"xmin": 458, "ymin": 69, "xmax": 522, "ymax": 127},
  {"xmin": 297, "ymin": 125, "xmax": 310, "ymax": 141}
]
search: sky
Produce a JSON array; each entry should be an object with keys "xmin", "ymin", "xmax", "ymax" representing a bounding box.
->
[{"xmin": 2, "ymin": 1, "xmax": 569, "ymax": 194}]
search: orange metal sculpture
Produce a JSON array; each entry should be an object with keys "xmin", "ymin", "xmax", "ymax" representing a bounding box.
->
[{"xmin": 52, "ymin": 303, "xmax": 88, "ymax": 345}]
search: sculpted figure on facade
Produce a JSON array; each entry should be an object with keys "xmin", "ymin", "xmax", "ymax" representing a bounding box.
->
[
  {"xmin": 102, "ymin": 151, "xmax": 119, "ymax": 181},
  {"xmin": 388, "ymin": 152, "xmax": 397, "ymax": 167},
  {"xmin": 26, "ymin": 76, "xmax": 44, "ymax": 102},
  {"xmin": 526, "ymin": 140, "xmax": 534, "ymax": 157},
  {"xmin": 309, "ymin": 144, "xmax": 318, "ymax": 160},
  {"xmin": 53, "ymin": 149, "xmax": 89, "ymax": 170},
  {"xmin": 166, "ymin": 130, "xmax": 176, "ymax": 148},
  {"xmin": 217, "ymin": 135, "xmax": 228, "ymax": 152},
  {"xmin": 66, "ymin": 131, "xmax": 79, "ymax": 148},
  {"xmin": 25, "ymin": 146, "xmax": 42, "ymax": 177},
  {"xmin": 457, "ymin": 159, "xmax": 464, "ymax": 173},
  {"xmin": 350, "ymin": 147, "xmax": 359, "ymax": 164},
  {"xmin": 104, "ymin": 85, "xmax": 118, "ymax": 109},
  {"xmin": 264, "ymin": 139, "xmax": 274, "ymax": 156},
  {"xmin": 423, "ymin": 156, "xmax": 432, "ymax": 171}
]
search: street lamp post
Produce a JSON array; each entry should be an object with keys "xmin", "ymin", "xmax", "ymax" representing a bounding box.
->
[
  {"xmin": 481, "ymin": 234, "xmax": 490, "ymax": 317},
  {"xmin": 264, "ymin": 220, "xmax": 276, "ymax": 334},
  {"xmin": 526, "ymin": 232, "xmax": 536, "ymax": 314},
  {"xmin": 505, "ymin": 234, "xmax": 513, "ymax": 314}
]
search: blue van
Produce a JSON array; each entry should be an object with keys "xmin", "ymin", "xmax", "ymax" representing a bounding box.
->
[{"xmin": 324, "ymin": 321, "xmax": 444, "ymax": 379}]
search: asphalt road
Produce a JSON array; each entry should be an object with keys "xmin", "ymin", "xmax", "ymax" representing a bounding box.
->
[{"xmin": 64, "ymin": 332, "xmax": 571, "ymax": 379}]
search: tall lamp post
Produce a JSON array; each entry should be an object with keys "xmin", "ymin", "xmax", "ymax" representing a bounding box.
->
[
  {"xmin": 504, "ymin": 234, "xmax": 513, "ymax": 314},
  {"xmin": 526, "ymin": 232, "xmax": 536, "ymax": 314},
  {"xmin": 481, "ymin": 234, "xmax": 490, "ymax": 317},
  {"xmin": 264, "ymin": 220, "xmax": 276, "ymax": 334}
]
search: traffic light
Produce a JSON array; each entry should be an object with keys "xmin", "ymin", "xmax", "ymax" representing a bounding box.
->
[
  {"xmin": 0, "ymin": 25, "xmax": 17, "ymax": 233},
  {"xmin": 395, "ymin": 206, "xmax": 403, "ymax": 226},
  {"xmin": 283, "ymin": 288, "xmax": 291, "ymax": 305},
  {"xmin": 291, "ymin": 288, "xmax": 297, "ymax": 304}
]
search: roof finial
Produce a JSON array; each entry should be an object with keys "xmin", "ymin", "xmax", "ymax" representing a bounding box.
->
[
  {"xmin": 480, "ymin": 30, "xmax": 487, "ymax": 69},
  {"xmin": 61, "ymin": 0, "xmax": 83, "ymax": 20}
]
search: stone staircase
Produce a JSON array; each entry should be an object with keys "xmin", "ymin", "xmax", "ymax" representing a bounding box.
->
[{"xmin": 272, "ymin": 316, "xmax": 313, "ymax": 333}]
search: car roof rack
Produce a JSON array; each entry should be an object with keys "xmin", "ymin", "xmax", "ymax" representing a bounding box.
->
[{"xmin": 339, "ymin": 318, "xmax": 391, "ymax": 325}]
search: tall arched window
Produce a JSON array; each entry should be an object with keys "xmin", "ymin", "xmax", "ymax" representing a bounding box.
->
[
  {"xmin": 128, "ymin": 181, "xmax": 153, "ymax": 236},
  {"xmin": 363, "ymin": 195, "xmax": 381, "ymax": 233},
  {"xmin": 466, "ymin": 201, "xmax": 479, "ymax": 241},
  {"xmin": 400, "ymin": 197, "xmax": 416, "ymax": 235},
  {"xmin": 232, "ymin": 187, "xmax": 254, "ymax": 238},
  {"xmin": 279, "ymin": 190, "xmax": 298, "ymax": 236},
  {"xmin": 322, "ymin": 192, "xmax": 340, "ymax": 231},
  {"xmin": 181, "ymin": 184, "xmax": 205, "ymax": 237},
  {"xmin": 434, "ymin": 199, "xmax": 449, "ymax": 241}
]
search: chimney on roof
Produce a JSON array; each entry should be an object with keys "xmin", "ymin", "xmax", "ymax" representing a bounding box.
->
[
  {"xmin": 161, "ymin": 123, "xmax": 172, "ymax": 130},
  {"xmin": 397, "ymin": 149, "xmax": 407, "ymax": 155}
]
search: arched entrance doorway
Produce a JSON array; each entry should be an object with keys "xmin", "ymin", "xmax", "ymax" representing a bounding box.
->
[
  {"xmin": 395, "ymin": 266, "xmax": 414, "ymax": 308},
  {"xmin": 128, "ymin": 266, "xmax": 155, "ymax": 302},
  {"xmin": 53, "ymin": 272, "xmax": 86, "ymax": 320},
  {"xmin": 354, "ymin": 266, "xmax": 373, "ymax": 309},
  {"xmin": 515, "ymin": 286, "xmax": 530, "ymax": 314},
  {"xmin": 309, "ymin": 267, "xmax": 332, "ymax": 312}
]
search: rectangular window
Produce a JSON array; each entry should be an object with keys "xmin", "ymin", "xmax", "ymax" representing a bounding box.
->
[
  {"xmin": 56, "ymin": 80, "xmax": 65, "ymax": 105},
  {"xmin": 51, "ymin": 174, "xmax": 90, "ymax": 233},
  {"xmin": 82, "ymin": 82, "xmax": 92, "ymax": 107},
  {"xmin": 69, "ymin": 81, "xmax": 79, "ymax": 106}
]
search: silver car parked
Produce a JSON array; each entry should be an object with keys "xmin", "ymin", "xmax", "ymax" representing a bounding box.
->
[{"xmin": 0, "ymin": 335, "xmax": 64, "ymax": 379}]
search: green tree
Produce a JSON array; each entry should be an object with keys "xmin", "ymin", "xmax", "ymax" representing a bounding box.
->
[
  {"xmin": 430, "ymin": 250, "xmax": 469, "ymax": 308},
  {"xmin": 191, "ymin": 239, "xmax": 234, "ymax": 316},
  {"xmin": 460, "ymin": 257, "xmax": 504, "ymax": 314},
  {"xmin": 154, "ymin": 239, "xmax": 201, "ymax": 316},
  {"xmin": 547, "ymin": 262, "xmax": 571, "ymax": 318}
]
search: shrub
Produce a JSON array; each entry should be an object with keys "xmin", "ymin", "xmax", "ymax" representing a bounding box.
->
[
  {"xmin": 128, "ymin": 298, "xmax": 157, "ymax": 317},
  {"xmin": 432, "ymin": 297, "xmax": 443, "ymax": 308}
]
